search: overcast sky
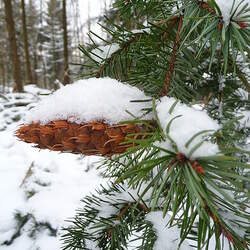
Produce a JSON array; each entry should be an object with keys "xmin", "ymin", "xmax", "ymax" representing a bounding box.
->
[
  {"xmin": 27, "ymin": 0, "xmax": 113, "ymax": 42},
  {"xmin": 79, "ymin": 0, "xmax": 109, "ymax": 23},
  {"xmin": 74, "ymin": 0, "xmax": 113, "ymax": 43}
]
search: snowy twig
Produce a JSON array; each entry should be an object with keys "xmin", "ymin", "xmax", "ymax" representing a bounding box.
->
[{"xmin": 19, "ymin": 161, "xmax": 34, "ymax": 188}]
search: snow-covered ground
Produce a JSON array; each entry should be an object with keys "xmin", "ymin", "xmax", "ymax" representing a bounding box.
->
[{"xmin": 0, "ymin": 85, "xmax": 104, "ymax": 250}]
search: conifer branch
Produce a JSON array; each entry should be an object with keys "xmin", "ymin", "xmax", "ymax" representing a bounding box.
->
[
  {"xmin": 236, "ymin": 66, "xmax": 250, "ymax": 93},
  {"xmin": 198, "ymin": 0, "xmax": 248, "ymax": 27},
  {"xmin": 96, "ymin": 32, "xmax": 145, "ymax": 78}
]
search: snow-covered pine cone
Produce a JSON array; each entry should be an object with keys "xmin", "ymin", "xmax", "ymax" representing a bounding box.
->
[{"xmin": 16, "ymin": 78, "xmax": 153, "ymax": 156}]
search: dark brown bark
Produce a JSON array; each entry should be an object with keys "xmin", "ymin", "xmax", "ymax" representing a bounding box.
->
[
  {"xmin": 1, "ymin": 64, "xmax": 6, "ymax": 91},
  {"xmin": 161, "ymin": 16, "xmax": 183, "ymax": 97},
  {"xmin": 33, "ymin": 49, "xmax": 38, "ymax": 85},
  {"xmin": 3, "ymin": 0, "xmax": 23, "ymax": 92},
  {"xmin": 21, "ymin": 0, "xmax": 33, "ymax": 84},
  {"xmin": 62, "ymin": 0, "xmax": 70, "ymax": 85}
]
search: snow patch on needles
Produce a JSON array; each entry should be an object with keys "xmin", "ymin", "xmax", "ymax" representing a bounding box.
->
[
  {"xmin": 239, "ymin": 110, "xmax": 250, "ymax": 128},
  {"xmin": 213, "ymin": 0, "xmax": 250, "ymax": 25},
  {"xmin": 97, "ymin": 182, "xmax": 155, "ymax": 219},
  {"xmin": 146, "ymin": 211, "xmax": 193, "ymax": 250},
  {"xmin": 26, "ymin": 77, "xmax": 151, "ymax": 125},
  {"xmin": 156, "ymin": 97, "xmax": 220, "ymax": 159},
  {"xmin": 90, "ymin": 43, "xmax": 120, "ymax": 63}
]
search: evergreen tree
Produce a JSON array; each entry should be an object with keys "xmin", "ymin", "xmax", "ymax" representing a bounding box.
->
[
  {"xmin": 21, "ymin": 0, "xmax": 33, "ymax": 84},
  {"xmin": 62, "ymin": 0, "xmax": 70, "ymax": 85},
  {"xmin": 26, "ymin": 0, "xmax": 39, "ymax": 85},
  {"xmin": 43, "ymin": 0, "xmax": 64, "ymax": 87}
]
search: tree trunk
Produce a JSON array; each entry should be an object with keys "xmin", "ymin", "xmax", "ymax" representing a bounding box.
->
[
  {"xmin": 21, "ymin": 0, "xmax": 33, "ymax": 84},
  {"xmin": 3, "ymin": 0, "xmax": 23, "ymax": 92},
  {"xmin": 33, "ymin": 48, "xmax": 38, "ymax": 85},
  {"xmin": 1, "ymin": 64, "xmax": 6, "ymax": 93},
  {"xmin": 42, "ymin": 56, "xmax": 47, "ymax": 89},
  {"xmin": 62, "ymin": 0, "xmax": 70, "ymax": 85}
]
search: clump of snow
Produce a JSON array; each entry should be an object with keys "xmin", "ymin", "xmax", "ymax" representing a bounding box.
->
[
  {"xmin": 90, "ymin": 43, "xmax": 120, "ymax": 63},
  {"xmin": 146, "ymin": 211, "xmax": 193, "ymax": 250},
  {"xmin": 156, "ymin": 97, "xmax": 220, "ymax": 159},
  {"xmin": 237, "ymin": 88, "xmax": 249, "ymax": 101},
  {"xmin": 213, "ymin": 0, "xmax": 250, "ymax": 25},
  {"xmin": 219, "ymin": 209, "xmax": 249, "ymax": 238},
  {"xmin": 25, "ymin": 77, "xmax": 151, "ymax": 125},
  {"xmin": 239, "ymin": 110, "xmax": 250, "ymax": 128},
  {"xmin": 24, "ymin": 84, "xmax": 51, "ymax": 96},
  {"xmin": 122, "ymin": 28, "xmax": 151, "ymax": 36},
  {"xmin": 130, "ymin": 28, "xmax": 151, "ymax": 34},
  {"xmin": 85, "ymin": 238, "xmax": 101, "ymax": 250},
  {"xmin": 119, "ymin": 28, "xmax": 151, "ymax": 42},
  {"xmin": 96, "ymin": 182, "xmax": 156, "ymax": 219}
]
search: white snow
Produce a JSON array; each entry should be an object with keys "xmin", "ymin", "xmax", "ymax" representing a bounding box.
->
[
  {"xmin": 130, "ymin": 28, "xmax": 151, "ymax": 34},
  {"xmin": 156, "ymin": 97, "xmax": 220, "ymax": 159},
  {"xmin": 96, "ymin": 182, "xmax": 156, "ymax": 219},
  {"xmin": 90, "ymin": 43, "xmax": 120, "ymax": 63},
  {"xmin": 85, "ymin": 238, "xmax": 101, "ymax": 250},
  {"xmin": 23, "ymin": 84, "xmax": 51, "ymax": 96},
  {"xmin": 25, "ymin": 77, "xmax": 151, "ymax": 125},
  {"xmin": 239, "ymin": 109, "xmax": 250, "ymax": 128},
  {"xmin": 146, "ymin": 211, "xmax": 193, "ymax": 250},
  {"xmin": 238, "ymin": 88, "xmax": 249, "ymax": 101},
  {"xmin": 214, "ymin": 0, "xmax": 250, "ymax": 25}
]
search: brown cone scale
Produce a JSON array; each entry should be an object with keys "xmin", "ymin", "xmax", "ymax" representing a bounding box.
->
[{"xmin": 16, "ymin": 120, "xmax": 143, "ymax": 156}]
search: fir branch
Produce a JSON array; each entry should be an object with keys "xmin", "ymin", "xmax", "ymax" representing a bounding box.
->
[
  {"xmin": 96, "ymin": 32, "xmax": 145, "ymax": 78},
  {"xmin": 197, "ymin": 0, "xmax": 249, "ymax": 28},
  {"xmin": 236, "ymin": 67, "xmax": 250, "ymax": 93},
  {"xmin": 3, "ymin": 213, "xmax": 31, "ymax": 246}
]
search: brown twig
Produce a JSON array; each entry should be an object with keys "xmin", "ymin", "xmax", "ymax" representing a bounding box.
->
[
  {"xmin": 96, "ymin": 16, "xmax": 180, "ymax": 79},
  {"xmin": 204, "ymin": 203, "xmax": 235, "ymax": 245},
  {"xmin": 20, "ymin": 161, "xmax": 34, "ymax": 188},
  {"xmin": 117, "ymin": 201, "xmax": 149, "ymax": 221},
  {"xmin": 162, "ymin": 16, "xmax": 179, "ymax": 40},
  {"xmin": 117, "ymin": 203, "xmax": 132, "ymax": 220},
  {"xmin": 161, "ymin": 16, "xmax": 184, "ymax": 96},
  {"xmin": 167, "ymin": 152, "xmax": 205, "ymax": 175},
  {"xmin": 106, "ymin": 201, "xmax": 149, "ymax": 240},
  {"xmin": 198, "ymin": 1, "xmax": 216, "ymax": 15}
]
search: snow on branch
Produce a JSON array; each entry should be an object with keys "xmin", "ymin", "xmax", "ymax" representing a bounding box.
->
[
  {"xmin": 90, "ymin": 43, "xmax": 120, "ymax": 63},
  {"xmin": 25, "ymin": 78, "xmax": 151, "ymax": 125},
  {"xmin": 207, "ymin": 0, "xmax": 250, "ymax": 26},
  {"xmin": 146, "ymin": 211, "xmax": 193, "ymax": 250},
  {"xmin": 156, "ymin": 97, "xmax": 220, "ymax": 159}
]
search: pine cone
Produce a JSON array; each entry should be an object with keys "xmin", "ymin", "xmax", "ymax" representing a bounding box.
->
[{"xmin": 16, "ymin": 120, "xmax": 143, "ymax": 156}]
